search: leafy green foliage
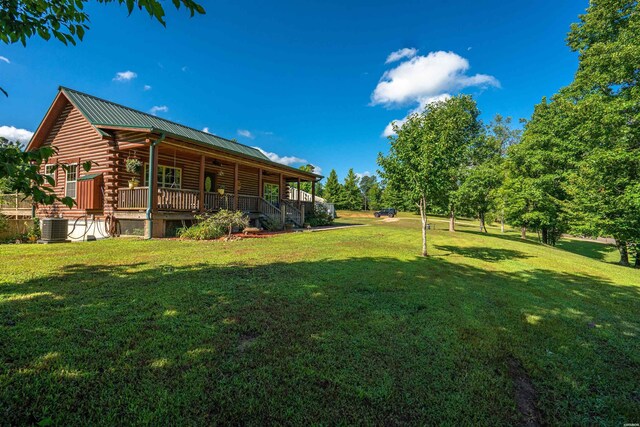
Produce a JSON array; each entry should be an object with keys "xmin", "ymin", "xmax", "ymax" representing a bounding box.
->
[
  {"xmin": 305, "ymin": 204, "xmax": 334, "ymax": 227},
  {"xmin": 365, "ymin": 181, "xmax": 383, "ymax": 211},
  {"xmin": 502, "ymin": 1, "xmax": 640, "ymax": 262},
  {"xmin": 378, "ymin": 95, "xmax": 482, "ymax": 255},
  {"xmin": 455, "ymin": 165, "xmax": 503, "ymax": 232},
  {"xmin": 0, "ymin": 138, "xmax": 94, "ymax": 208},
  {"xmin": 178, "ymin": 210, "xmax": 249, "ymax": 240},
  {"xmin": 322, "ymin": 169, "xmax": 343, "ymax": 205},
  {"xmin": 358, "ymin": 175, "xmax": 378, "ymax": 210},
  {"xmin": 0, "ymin": 0, "xmax": 206, "ymax": 47},
  {"xmin": 341, "ymin": 168, "xmax": 362, "ymax": 210},
  {"xmin": 26, "ymin": 217, "xmax": 41, "ymax": 241},
  {"xmin": 125, "ymin": 157, "xmax": 142, "ymax": 175},
  {"xmin": 502, "ymin": 98, "xmax": 578, "ymax": 245},
  {"xmin": 456, "ymin": 115, "xmax": 520, "ymax": 231}
]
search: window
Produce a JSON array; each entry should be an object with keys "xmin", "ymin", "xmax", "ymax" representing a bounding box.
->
[
  {"xmin": 44, "ymin": 164, "xmax": 57, "ymax": 186},
  {"xmin": 65, "ymin": 164, "xmax": 77, "ymax": 198},
  {"xmin": 263, "ymin": 183, "xmax": 279, "ymax": 205},
  {"xmin": 143, "ymin": 164, "xmax": 182, "ymax": 188}
]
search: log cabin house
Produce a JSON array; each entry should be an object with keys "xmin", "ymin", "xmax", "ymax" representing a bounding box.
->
[{"xmin": 25, "ymin": 87, "xmax": 322, "ymax": 239}]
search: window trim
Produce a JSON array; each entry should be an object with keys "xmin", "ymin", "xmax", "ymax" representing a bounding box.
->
[
  {"xmin": 65, "ymin": 163, "xmax": 78, "ymax": 198},
  {"xmin": 143, "ymin": 163, "xmax": 183, "ymax": 189},
  {"xmin": 44, "ymin": 164, "xmax": 57, "ymax": 186}
]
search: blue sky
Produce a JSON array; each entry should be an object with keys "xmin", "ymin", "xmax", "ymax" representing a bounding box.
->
[{"xmin": 0, "ymin": 0, "xmax": 587, "ymax": 180}]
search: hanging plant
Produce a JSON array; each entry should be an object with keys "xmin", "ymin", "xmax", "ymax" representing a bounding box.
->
[{"xmin": 125, "ymin": 157, "xmax": 142, "ymax": 175}]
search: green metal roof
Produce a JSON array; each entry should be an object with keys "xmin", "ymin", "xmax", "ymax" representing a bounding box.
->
[{"xmin": 60, "ymin": 86, "xmax": 272, "ymax": 163}]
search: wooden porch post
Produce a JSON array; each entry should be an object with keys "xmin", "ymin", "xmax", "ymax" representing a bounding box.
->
[
  {"xmin": 297, "ymin": 178, "xmax": 301, "ymax": 208},
  {"xmin": 258, "ymin": 168, "xmax": 263, "ymax": 198},
  {"xmin": 233, "ymin": 163, "xmax": 239, "ymax": 210},
  {"xmin": 151, "ymin": 145, "xmax": 159, "ymax": 214},
  {"xmin": 199, "ymin": 155, "xmax": 205, "ymax": 212},
  {"xmin": 311, "ymin": 180, "xmax": 316, "ymax": 205},
  {"xmin": 279, "ymin": 173, "xmax": 284, "ymax": 202}
]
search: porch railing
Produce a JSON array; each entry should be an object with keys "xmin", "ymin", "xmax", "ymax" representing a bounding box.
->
[
  {"xmin": 117, "ymin": 187, "xmax": 149, "ymax": 210},
  {"xmin": 203, "ymin": 192, "xmax": 234, "ymax": 211},
  {"xmin": 116, "ymin": 187, "xmax": 305, "ymax": 226},
  {"xmin": 118, "ymin": 188, "xmax": 264, "ymax": 213},
  {"xmin": 238, "ymin": 194, "xmax": 260, "ymax": 212},
  {"xmin": 158, "ymin": 188, "xmax": 200, "ymax": 211}
]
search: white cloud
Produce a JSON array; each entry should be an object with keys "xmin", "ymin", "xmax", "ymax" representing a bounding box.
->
[
  {"xmin": 0, "ymin": 56, "xmax": 10, "ymax": 64},
  {"xmin": 253, "ymin": 147, "xmax": 307, "ymax": 166},
  {"xmin": 373, "ymin": 50, "xmax": 499, "ymax": 137},
  {"xmin": 385, "ymin": 48, "xmax": 417, "ymax": 64},
  {"xmin": 237, "ymin": 129, "xmax": 254, "ymax": 139},
  {"xmin": 372, "ymin": 51, "xmax": 499, "ymax": 107},
  {"xmin": 149, "ymin": 105, "xmax": 168, "ymax": 115},
  {"xmin": 202, "ymin": 127, "xmax": 210, "ymax": 133},
  {"xmin": 0, "ymin": 125, "xmax": 34, "ymax": 145},
  {"xmin": 143, "ymin": 85, "xmax": 152, "ymax": 91},
  {"xmin": 113, "ymin": 70, "xmax": 137, "ymax": 82}
]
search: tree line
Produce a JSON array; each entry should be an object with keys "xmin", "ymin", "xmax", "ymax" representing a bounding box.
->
[{"xmin": 376, "ymin": 1, "xmax": 639, "ymax": 266}]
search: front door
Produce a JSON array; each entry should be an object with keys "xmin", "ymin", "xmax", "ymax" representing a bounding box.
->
[{"xmin": 204, "ymin": 172, "xmax": 216, "ymax": 193}]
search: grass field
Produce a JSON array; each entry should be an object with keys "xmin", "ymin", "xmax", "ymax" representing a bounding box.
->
[{"xmin": 1, "ymin": 213, "xmax": 638, "ymax": 425}]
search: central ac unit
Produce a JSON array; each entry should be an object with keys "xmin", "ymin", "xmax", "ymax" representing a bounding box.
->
[{"xmin": 39, "ymin": 218, "xmax": 70, "ymax": 243}]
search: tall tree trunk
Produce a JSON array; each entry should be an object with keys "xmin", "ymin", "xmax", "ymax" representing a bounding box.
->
[
  {"xmin": 501, "ymin": 209, "xmax": 505, "ymax": 233},
  {"xmin": 449, "ymin": 206, "xmax": 455, "ymax": 232},
  {"xmin": 615, "ymin": 239, "xmax": 630, "ymax": 266},
  {"xmin": 541, "ymin": 228, "xmax": 548, "ymax": 245},
  {"xmin": 418, "ymin": 197, "xmax": 428, "ymax": 257},
  {"xmin": 479, "ymin": 212, "xmax": 487, "ymax": 233},
  {"xmin": 520, "ymin": 226, "xmax": 526, "ymax": 239}
]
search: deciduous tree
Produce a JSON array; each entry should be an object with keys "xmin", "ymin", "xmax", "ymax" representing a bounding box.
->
[{"xmin": 378, "ymin": 95, "xmax": 481, "ymax": 256}]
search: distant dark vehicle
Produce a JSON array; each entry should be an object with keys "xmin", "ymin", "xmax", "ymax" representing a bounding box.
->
[{"xmin": 374, "ymin": 208, "xmax": 397, "ymax": 218}]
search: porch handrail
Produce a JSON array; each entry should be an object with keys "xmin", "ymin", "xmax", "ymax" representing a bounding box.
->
[
  {"xmin": 281, "ymin": 200, "xmax": 303, "ymax": 226},
  {"xmin": 258, "ymin": 197, "xmax": 281, "ymax": 223}
]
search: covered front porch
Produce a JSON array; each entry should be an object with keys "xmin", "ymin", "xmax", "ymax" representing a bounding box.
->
[{"xmin": 113, "ymin": 138, "xmax": 319, "ymax": 235}]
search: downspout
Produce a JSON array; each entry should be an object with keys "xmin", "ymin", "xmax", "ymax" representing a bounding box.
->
[{"xmin": 145, "ymin": 133, "xmax": 166, "ymax": 239}]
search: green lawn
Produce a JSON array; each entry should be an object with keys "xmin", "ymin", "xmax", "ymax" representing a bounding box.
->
[{"xmin": 1, "ymin": 215, "xmax": 638, "ymax": 425}]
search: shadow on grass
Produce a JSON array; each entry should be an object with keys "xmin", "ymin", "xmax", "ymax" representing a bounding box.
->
[
  {"xmin": 460, "ymin": 229, "xmax": 621, "ymax": 264},
  {"xmin": 554, "ymin": 239, "xmax": 616, "ymax": 262},
  {"xmin": 1, "ymin": 255, "xmax": 639, "ymax": 425},
  {"xmin": 459, "ymin": 229, "xmax": 543, "ymax": 246},
  {"xmin": 434, "ymin": 245, "xmax": 530, "ymax": 262}
]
